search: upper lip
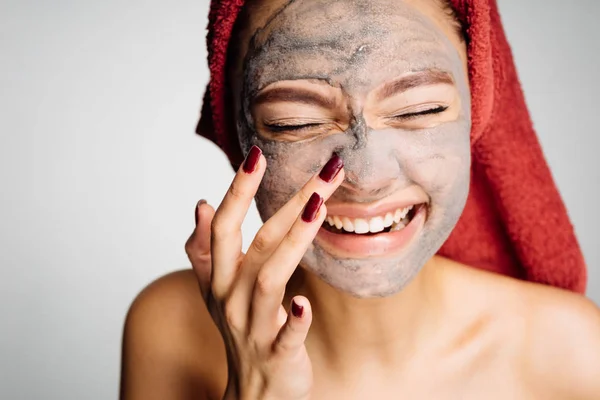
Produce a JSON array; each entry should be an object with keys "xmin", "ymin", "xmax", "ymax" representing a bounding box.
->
[{"xmin": 324, "ymin": 186, "xmax": 428, "ymax": 219}]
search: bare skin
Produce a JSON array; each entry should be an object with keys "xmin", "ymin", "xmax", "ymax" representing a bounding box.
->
[
  {"xmin": 121, "ymin": 261, "xmax": 600, "ymax": 399},
  {"xmin": 121, "ymin": 0, "xmax": 600, "ymax": 399}
]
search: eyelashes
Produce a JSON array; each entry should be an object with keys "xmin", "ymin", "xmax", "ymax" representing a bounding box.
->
[
  {"xmin": 263, "ymin": 122, "xmax": 324, "ymax": 133},
  {"xmin": 390, "ymin": 105, "xmax": 448, "ymax": 121},
  {"xmin": 262, "ymin": 105, "xmax": 450, "ymax": 134}
]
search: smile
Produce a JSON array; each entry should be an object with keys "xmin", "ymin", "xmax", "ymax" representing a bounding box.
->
[
  {"xmin": 315, "ymin": 198, "xmax": 428, "ymax": 258},
  {"xmin": 324, "ymin": 205, "xmax": 414, "ymax": 234}
]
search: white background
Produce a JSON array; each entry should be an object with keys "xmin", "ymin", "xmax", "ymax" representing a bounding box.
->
[{"xmin": 1, "ymin": 0, "xmax": 598, "ymax": 398}]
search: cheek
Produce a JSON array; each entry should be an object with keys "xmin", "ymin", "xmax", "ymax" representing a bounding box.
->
[
  {"xmin": 252, "ymin": 137, "xmax": 345, "ymax": 219},
  {"xmin": 396, "ymin": 122, "xmax": 471, "ymax": 197},
  {"xmin": 254, "ymin": 153, "xmax": 305, "ymax": 219}
]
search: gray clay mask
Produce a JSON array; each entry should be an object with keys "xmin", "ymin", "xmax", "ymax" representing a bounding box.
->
[{"xmin": 236, "ymin": 0, "xmax": 471, "ymax": 298}]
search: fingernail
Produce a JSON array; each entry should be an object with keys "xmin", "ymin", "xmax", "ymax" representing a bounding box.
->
[
  {"xmin": 195, "ymin": 200, "xmax": 206, "ymax": 226},
  {"xmin": 302, "ymin": 192, "xmax": 323, "ymax": 223},
  {"xmin": 243, "ymin": 145, "xmax": 262, "ymax": 173},
  {"xmin": 319, "ymin": 153, "xmax": 343, "ymax": 183},
  {"xmin": 292, "ymin": 300, "xmax": 304, "ymax": 318}
]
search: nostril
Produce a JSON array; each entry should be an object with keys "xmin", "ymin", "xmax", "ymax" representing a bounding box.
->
[{"xmin": 339, "ymin": 179, "xmax": 399, "ymax": 199}]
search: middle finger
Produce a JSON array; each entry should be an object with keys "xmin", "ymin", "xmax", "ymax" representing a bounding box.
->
[
  {"xmin": 244, "ymin": 154, "xmax": 344, "ymax": 269},
  {"xmin": 227, "ymin": 154, "xmax": 344, "ymax": 319}
]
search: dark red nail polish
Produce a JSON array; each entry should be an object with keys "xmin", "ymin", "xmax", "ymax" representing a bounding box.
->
[
  {"xmin": 243, "ymin": 145, "xmax": 262, "ymax": 173},
  {"xmin": 292, "ymin": 300, "xmax": 304, "ymax": 318},
  {"xmin": 319, "ymin": 153, "xmax": 343, "ymax": 183},
  {"xmin": 302, "ymin": 192, "xmax": 323, "ymax": 223},
  {"xmin": 195, "ymin": 200, "xmax": 206, "ymax": 226}
]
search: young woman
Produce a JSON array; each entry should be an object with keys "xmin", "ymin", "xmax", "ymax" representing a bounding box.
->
[{"xmin": 121, "ymin": 0, "xmax": 600, "ymax": 398}]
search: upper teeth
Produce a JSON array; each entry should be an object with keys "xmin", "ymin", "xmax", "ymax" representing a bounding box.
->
[{"xmin": 325, "ymin": 206, "xmax": 413, "ymax": 234}]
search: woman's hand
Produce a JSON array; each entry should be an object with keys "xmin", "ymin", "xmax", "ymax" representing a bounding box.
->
[{"xmin": 185, "ymin": 148, "xmax": 344, "ymax": 400}]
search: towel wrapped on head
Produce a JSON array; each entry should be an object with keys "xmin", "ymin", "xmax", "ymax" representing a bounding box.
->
[{"xmin": 195, "ymin": 0, "xmax": 587, "ymax": 293}]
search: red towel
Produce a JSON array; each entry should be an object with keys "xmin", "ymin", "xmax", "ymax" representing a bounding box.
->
[{"xmin": 195, "ymin": 0, "xmax": 587, "ymax": 293}]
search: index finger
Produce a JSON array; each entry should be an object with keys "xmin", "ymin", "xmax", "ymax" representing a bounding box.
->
[
  {"xmin": 210, "ymin": 145, "xmax": 266, "ymax": 297},
  {"xmin": 245, "ymin": 154, "xmax": 345, "ymax": 262}
]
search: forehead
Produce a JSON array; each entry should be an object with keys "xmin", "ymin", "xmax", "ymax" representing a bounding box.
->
[{"xmin": 245, "ymin": 0, "xmax": 459, "ymax": 94}]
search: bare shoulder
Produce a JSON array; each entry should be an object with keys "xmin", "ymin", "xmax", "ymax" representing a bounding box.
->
[
  {"xmin": 443, "ymin": 258, "xmax": 600, "ymax": 399},
  {"xmin": 120, "ymin": 269, "xmax": 227, "ymax": 400},
  {"xmin": 520, "ymin": 280, "xmax": 600, "ymax": 399}
]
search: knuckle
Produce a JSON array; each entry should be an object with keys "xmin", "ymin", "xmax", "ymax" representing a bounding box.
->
[
  {"xmin": 275, "ymin": 334, "xmax": 298, "ymax": 353},
  {"xmin": 223, "ymin": 304, "xmax": 242, "ymax": 331},
  {"xmin": 275, "ymin": 337, "xmax": 293, "ymax": 353},
  {"xmin": 296, "ymin": 189, "xmax": 311, "ymax": 207},
  {"xmin": 246, "ymin": 328, "xmax": 262, "ymax": 346},
  {"xmin": 255, "ymin": 271, "xmax": 280, "ymax": 296},
  {"xmin": 185, "ymin": 234, "xmax": 200, "ymax": 251},
  {"xmin": 210, "ymin": 215, "xmax": 221, "ymax": 233},
  {"xmin": 186, "ymin": 248, "xmax": 211, "ymax": 267},
  {"xmin": 210, "ymin": 217, "xmax": 230, "ymax": 242},
  {"xmin": 210, "ymin": 279, "xmax": 225, "ymax": 299},
  {"xmin": 228, "ymin": 179, "xmax": 247, "ymax": 201},
  {"xmin": 283, "ymin": 229, "xmax": 302, "ymax": 249},
  {"xmin": 250, "ymin": 229, "xmax": 274, "ymax": 254},
  {"xmin": 192, "ymin": 254, "xmax": 212, "ymax": 271},
  {"xmin": 246, "ymin": 333, "xmax": 260, "ymax": 347},
  {"xmin": 184, "ymin": 237, "xmax": 194, "ymax": 256}
]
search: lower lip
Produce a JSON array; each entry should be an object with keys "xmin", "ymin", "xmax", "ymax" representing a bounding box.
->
[{"xmin": 315, "ymin": 205, "xmax": 427, "ymax": 258}]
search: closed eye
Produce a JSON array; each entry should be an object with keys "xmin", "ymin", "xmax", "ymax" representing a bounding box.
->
[
  {"xmin": 263, "ymin": 122, "xmax": 324, "ymax": 133},
  {"xmin": 261, "ymin": 106, "xmax": 449, "ymax": 134},
  {"xmin": 391, "ymin": 105, "xmax": 449, "ymax": 120}
]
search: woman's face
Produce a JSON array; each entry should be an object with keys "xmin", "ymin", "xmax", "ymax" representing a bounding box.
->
[{"xmin": 234, "ymin": 0, "xmax": 471, "ymax": 298}]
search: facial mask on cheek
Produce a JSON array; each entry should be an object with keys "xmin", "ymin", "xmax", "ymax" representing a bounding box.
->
[
  {"xmin": 308, "ymin": 130, "xmax": 468, "ymax": 298},
  {"xmin": 247, "ymin": 113, "xmax": 469, "ymax": 298},
  {"xmin": 251, "ymin": 133, "xmax": 357, "ymax": 219},
  {"xmin": 235, "ymin": 0, "xmax": 472, "ymax": 297}
]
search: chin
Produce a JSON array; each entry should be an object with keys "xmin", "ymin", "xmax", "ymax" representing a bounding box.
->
[
  {"xmin": 301, "ymin": 201, "xmax": 464, "ymax": 298},
  {"xmin": 298, "ymin": 204, "xmax": 434, "ymax": 298},
  {"xmin": 301, "ymin": 243, "xmax": 428, "ymax": 298}
]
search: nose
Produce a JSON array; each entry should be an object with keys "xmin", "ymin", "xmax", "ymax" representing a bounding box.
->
[{"xmin": 336, "ymin": 143, "xmax": 408, "ymax": 200}]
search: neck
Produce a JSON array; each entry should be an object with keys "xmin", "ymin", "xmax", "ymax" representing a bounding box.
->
[{"xmin": 285, "ymin": 256, "xmax": 446, "ymax": 373}]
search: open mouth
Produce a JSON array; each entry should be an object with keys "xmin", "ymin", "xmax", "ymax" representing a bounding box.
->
[
  {"xmin": 322, "ymin": 204, "xmax": 422, "ymax": 235},
  {"xmin": 315, "ymin": 202, "xmax": 427, "ymax": 258}
]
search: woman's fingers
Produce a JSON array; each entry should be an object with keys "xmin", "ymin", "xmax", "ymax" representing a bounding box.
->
[
  {"xmin": 187, "ymin": 200, "xmax": 214, "ymax": 258},
  {"xmin": 185, "ymin": 200, "xmax": 215, "ymax": 300},
  {"xmin": 273, "ymin": 297, "xmax": 312, "ymax": 355},
  {"xmin": 210, "ymin": 146, "xmax": 266, "ymax": 298},
  {"xmin": 250, "ymin": 194, "xmax": 326, "ymax": 344},
  {"xmin": 228, "ymin": 155, "xmax": 344, "ymax": 323},
  {"xmin": 247, "ymin": 154, "xmax": 344, "ymax": 262}
]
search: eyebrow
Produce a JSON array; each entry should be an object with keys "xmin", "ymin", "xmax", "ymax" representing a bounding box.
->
[
  {"xmin": 252, "ymin": 87, "xmax": 337, "ymax": 109},
  {"xmin": 376, "ymin": 70, "xmax": 455, "ymax": 101}
]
